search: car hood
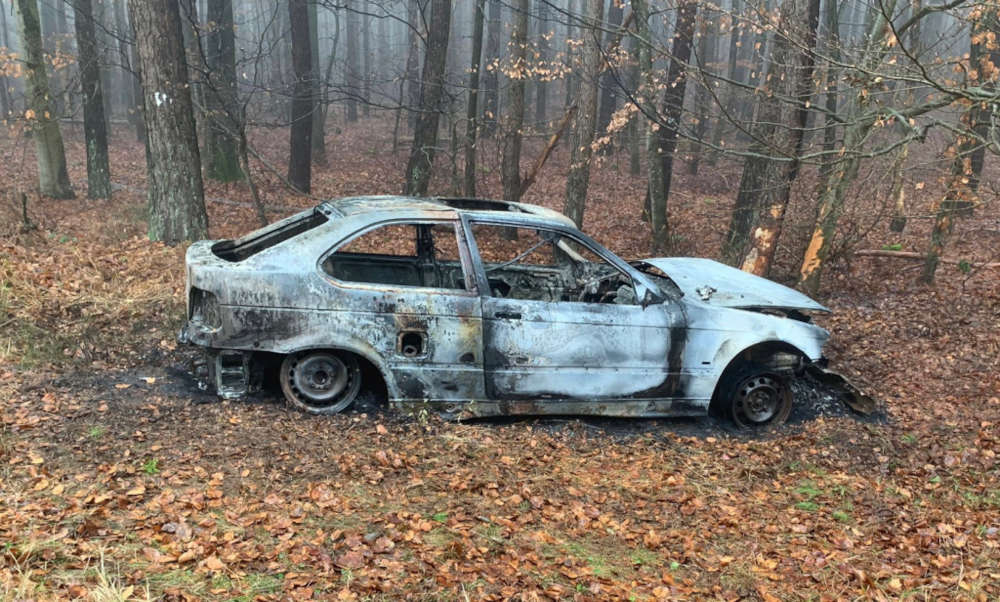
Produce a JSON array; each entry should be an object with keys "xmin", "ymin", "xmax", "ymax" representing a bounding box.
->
[{"xmin": 641, "ymin": 257, "xmax": 829, "ymax": 312}]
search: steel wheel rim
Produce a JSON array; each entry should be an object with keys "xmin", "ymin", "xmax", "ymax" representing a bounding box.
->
[
  {"xmin": 734, "ymin": 375, "xmax": 783, "ymax": 424},
  {"xmin": 283, "ymin": 353, "xmax": 360, "ymax": 412}
]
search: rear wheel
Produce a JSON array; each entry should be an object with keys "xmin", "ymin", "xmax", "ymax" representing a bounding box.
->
[
  {"xmin": 280, "ymin": 351, "xmax": 362, "ymax": 414},
  {"xmin": 714, "ymin": 363, "xmax": 793, "ymax": 428}
]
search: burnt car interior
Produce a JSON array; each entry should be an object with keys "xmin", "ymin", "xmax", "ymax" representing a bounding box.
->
[
  {"xmin": 470, "ymin": 224, "xmax": 637, "ymax": 305},
  {"xmin": 322, "ymin": 222, "xmax": 469, "ymax": 290},
  {"xmin": 320, "ymin": 220, "xmax": 638, "ymax": 304}
]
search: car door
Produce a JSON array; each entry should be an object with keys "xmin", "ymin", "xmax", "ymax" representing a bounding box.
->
[
  {"xmin": 320, "ymin": 220, "xmax": 485, "ymax": 402},
  {"xmin": 466, "ymin": 221, "xmax": 686, "ymax": 402}
]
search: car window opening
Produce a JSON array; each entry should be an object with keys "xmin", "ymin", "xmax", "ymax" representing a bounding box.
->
[
  {"xmin": 471, "ymin": 224, "xmax": 637, "ymax": 305},
  {"xmin": 322, "ymin": 222, "xmax": 468, "ymax": 291}
]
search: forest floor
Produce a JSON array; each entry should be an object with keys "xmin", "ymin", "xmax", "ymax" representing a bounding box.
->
[{"xmin": 1, "ymin": 119, "xmax": 999, "ymax": 601}]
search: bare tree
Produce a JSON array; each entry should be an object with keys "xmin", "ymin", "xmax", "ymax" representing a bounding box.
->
[
  {"xmin": 288, "ymin": 0, "xmax": 314, "ymax": 193},
  {"xmin": 921, "ymin": 2, "xmax": 999, "ymax": 283},
  {"xmin": 403, "ymin": 0, "xmax": 451, "ymax": 196},
  {"xmin": 482, "ymin": 0, "xmax": 501, "ymax": 137},
  {"xmin": 74, "ymin": 0, "xmax": 112, "ymax": 199},
  {"xmin": 502, "ymin": 0, "xmax": 529, "ymax": 202},
  {"xmin": 14, "ymin": 0, "xmax": 74, "ymax": 199},
  {"xmin": 648, "ymin": 0, "xmax": 697, "ymax": 253},
  {"xmin": 128, "ymin": 0, "xmax": 207, "ymax": 242},
  {"xmin": 465, "ymin": 0, "xmax": 486, "ymax": 196},
  {"xmin": 205, "ymin": 0, "xmax": 242, "ymax": 182},
  {"xmin": 563, "ymin": 0, "xmax": 603, "ymax": 228}
]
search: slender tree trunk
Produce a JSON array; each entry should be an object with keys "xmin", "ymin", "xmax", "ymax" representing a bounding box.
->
[
  {"xmin": 595, "ymin": 0, "xmax": 624, "ymax": 156},
  {"xmin": 627, "ymin": 33, "xmax": 641, "ymax": 176},
  {"xmin": 921, "ymin": 3, "xmax": 998, "ymax": 283},
  {"xmin": 888, "ymin": 142, "xmax": 909, "ymax": 232},
  {"xmin": 482, "ymin": 0, "xmax": 501, "ymax": 138},
  {"xmin": 113, "ymin": 0, "xmax": 136, "ymax": 131},
  {"xmin": 502, "ymin": 0, "xmax": 529, "ymax": 202},
  {"xmin": 178, "ymin": 0, "xmax": 205, "ymax": 156},
  {"xmin": 309, "ymin": 1, "xmax": 327, "ymax": 165},
  {"xmin": 562, "ymin": 0, "xmax": 603, "ymax": 228},
  {"xmin": 798, "ymin": 0, "xmax": 901, "ymax": 293},
  {"xmin": 535, "ymin": 0, "xmax": 550, "ymax": 127},
  {"xmin": 649, "ymin": 0, "xmax": 697, "ymax": 253},
  {"xmin": 564, "ymin": 0, "xmax": 577, "ymax": 112},
  {"xmin": 737, "ymin": 0, "xmax": 820, "ymax": 276},
  {"xmin": 0, "ymin": 6, "xmax": 10, "ymax": 120},
  {"xmin": 404, "ymin": 0, "xmax": 422, "ymax": 131},
  {"xmin": 287, "ymin": 0, "xmax": 313, "ymax": 193},
  {"xmin": 818, "ymin": 0, "xmax": 842, "ymax": 182},
  {"xmin": 205, "ymin": 0, "xmax": 242, "ymax": 181},
  {"xmin": 128, "ymin": 0, "xmax": 207, "ymax": 241},
  {"xmin": 74, "ymin": 0, "xmax": 112, "ymax": 199},
  {"xmin": 688, "ymin": 11, "xmax": 717, "ymax": 176},
  {"xmin": 634, "ymin": 0, "xmax": 661, "ymax": 224},
  {"xmin": 14, "ymin": 0, "xmax": 74, "ymax": 199},
  {"xmin": 403, "ymin": 0, "xmax": 451, "ymax": 196},
  {"xmin": 708, "ymin": 0, "xmax": 741, "ymax": 164},
  {"xmin": 362, "ymin": 0, "xmax": 371, "ymax": 117},
  {"xmin": 345, "ymin": 0, "xmax": 360, "ymax": 122},
  {"xmin": 464, "ymin": 0, "xmax": 486, "ymax": 196}
]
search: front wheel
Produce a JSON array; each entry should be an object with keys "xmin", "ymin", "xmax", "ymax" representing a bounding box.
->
[
  {"xmin": 280, "ymin": 351, "xmax": 362, "ymax": 414},
  {"xmin": 714, "ymin": 363, "xmax": 793, "ymax": 428}
]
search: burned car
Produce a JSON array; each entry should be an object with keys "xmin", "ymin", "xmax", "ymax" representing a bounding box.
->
[{"xmin": 179, "ymin": 196, "xmax": 870, "ymax": 427}]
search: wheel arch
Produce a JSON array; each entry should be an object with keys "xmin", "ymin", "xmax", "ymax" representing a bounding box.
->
[
  {"xmin": 282, "ymin": 341, "xmax": 397, "ymax": 400},
  {"xmin": 710, "ymin": 340, "xmax": 808, "ymax": 402}
]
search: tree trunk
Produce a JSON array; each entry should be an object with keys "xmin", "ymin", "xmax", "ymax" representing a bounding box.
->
[
  {"xmin": 627, "ymin": 33, "xmax": 641, "ymax": 176},
  {"xmin": 634, "ymin": 0, "xmax": 661, "ymax": 225},
  {"xmin": 345, "ymin": 0, "xmax": 360, "ymax": 122},
  {"xmin": 502, "ymin": 0, "xmax": 529, "ymax": 202},
  {"xmin": 797, "ymin": 0, "xmax": 920, "ymax": 293},
  {"xmin": 309, "ymin": 1, "xmax": 327, "ymax": 165},
  {"xmin": 403, "ymin": 0, "xmax": 451, "ymax": 196},
  {"xmin": 14, "ymin": 0, "xmax": 74, "ymax": 199},
  {"xmin": 921, "ymin": 3, "xmax": 998, "ymax": 283},
  {"xmin": 688, "ymin": 11, "xmax": 717, "ymax": 176},
  {"xmin": 287, "ymin": 0, "xmax": 313, "ymax": 193},
  {"xmin": 595, "ymin": 0, "xmax": 624, "ymax": 156},
  {"xmin": 708, "ymin": 0, "xmax": 741, "ymax": 164},
  {"xmin": 534, "ymin": 0, "xmax": 550, "ymax": 127},
  {"xmin": 562, "ymin": 0, "xmax": 603, "ymax": 228},
  {"xmin": 564, "ymin": 0, "xmax": 577, "ymax": 113},
  {"xmin": 649, "ymin": 0, "xmax": 697, "ymax": 253},
  {"xmin": 0, "ymin": 5, "xmax": 10, "ymax": 120},
  {"xmin": 205, "ymin": 0, "xmax": 242, "ymax": 182},
  {"xmin": 128, "ymin": 0, "xmax": 207, "ymax": 242},
  {"xmin": 464, "ymin": 0, "xmax": 486, "ymax": 196},
  {"xmin": 74, "ymin": 0, "xmax": 112, "ymax": 199},
  {"xmin": 818, "ymin": 0, "xmax": 842, "ymax": 183},
  {"xmin": 113, "ymin": 0, "xmax": 137, "ymax": 133},
  {"xmin": 736, "ymin": 0, "xmax": 820, "ymax": 276},
  {"xmin": 481, "ymin": 0, "xmax": 501, "ymax": 138},
  {"xmin": 362, "ymin": 0, "xmax": 371, "ymax": 117},
  {"xmin": 404, "ymin": 0, "xmax": 422, "ymax": 130},
  {"xmin": 178, "ymin": 0, "xmax": 205, "ymax": 156}
]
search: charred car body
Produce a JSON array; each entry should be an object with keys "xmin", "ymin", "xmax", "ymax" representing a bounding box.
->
[{"xmin": 179, "ymin": 196, "xmax": 870, "ymax": 426}]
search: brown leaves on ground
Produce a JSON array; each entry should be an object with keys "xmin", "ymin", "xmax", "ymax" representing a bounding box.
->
[{"xmin": 1, "ymin": 119, "xmax": 999, "ymax": 600}]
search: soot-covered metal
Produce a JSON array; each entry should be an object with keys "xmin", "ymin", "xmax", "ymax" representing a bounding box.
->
[{"xmin": 178, "ymin": 196, "xmax": 873, "ymax": 427}]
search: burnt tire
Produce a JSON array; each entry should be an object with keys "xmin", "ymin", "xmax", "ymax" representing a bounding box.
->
[
  {"xmin": 713, "ymin": 362, "xmax": 793, "ymax": 428},
  {"xmin": 280, "ymin": 351, "xmax": 362, "ymax": 415}
]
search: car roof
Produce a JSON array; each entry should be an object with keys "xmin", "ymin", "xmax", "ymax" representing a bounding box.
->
[{"xmin": 319, "ymin": 195, "xmax": 577, "ymax": 229}]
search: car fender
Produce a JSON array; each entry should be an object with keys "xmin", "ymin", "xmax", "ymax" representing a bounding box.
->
[{"xmin": 276, "ymin": 335, "xmax": 401, "ymax": 399}]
